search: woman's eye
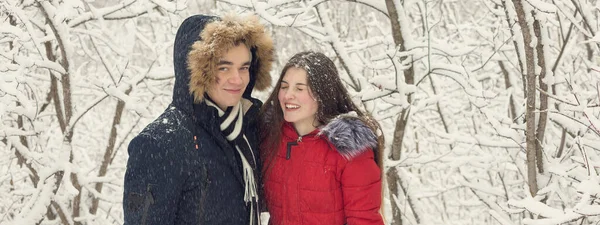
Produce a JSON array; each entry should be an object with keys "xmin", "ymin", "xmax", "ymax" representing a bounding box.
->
[
  {"xmin": 280, "ymin": 86, "xmax": 288, "ymax": 90},
  {"xmin": 296, "ymin": 88, "xmax": 304, "ymax": 91},
  {"xmin": 240, "ymin": 66, "xmax": 250, "ymax": 71},
  {"xmin": 218, "ymin": 67, "xmax": 228, "ymax": 71}
]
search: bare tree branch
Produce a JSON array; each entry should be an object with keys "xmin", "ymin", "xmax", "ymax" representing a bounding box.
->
[
  {"xmin": 533, "ymin": 12, "xmax": 547, "ymax": 174},
  {"xmin": 511, "ymin": 0, "xmax": 538, "ymax": 196}
]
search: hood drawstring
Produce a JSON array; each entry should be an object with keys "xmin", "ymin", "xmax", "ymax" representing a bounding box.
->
[{"xmin": 237, "ymin": 141, "xmax": 259, "ymax": 225}]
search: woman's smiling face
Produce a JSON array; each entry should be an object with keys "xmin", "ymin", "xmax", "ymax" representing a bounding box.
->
[{"xmin": 278, "ymin": 67, "xmax": 320, "ymax": 134}]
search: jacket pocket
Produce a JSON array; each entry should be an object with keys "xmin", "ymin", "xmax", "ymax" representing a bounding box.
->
[{"xmin": 299, "ymin": 189, "xmax": 341, "ymax": 213}]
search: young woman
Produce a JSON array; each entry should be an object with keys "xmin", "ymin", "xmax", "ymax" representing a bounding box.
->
[{"xmin": 260, "ymin": 51, "xmax": 384, "ymax": 225}]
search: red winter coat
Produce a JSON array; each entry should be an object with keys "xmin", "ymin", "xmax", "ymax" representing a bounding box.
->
[{"xmin": 264, "ymin": 116, "xmax": 383, "ymax": 225}]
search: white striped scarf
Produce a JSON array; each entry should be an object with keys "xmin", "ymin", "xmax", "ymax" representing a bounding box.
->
[{"xmin": 205, "ymin": 99, "xmax": 259, "ymax": 225}]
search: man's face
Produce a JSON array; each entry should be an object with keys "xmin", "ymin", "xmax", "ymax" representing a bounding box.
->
[{"xmin": 206, "ymin": 44, "xmax": 251, "ymax": 110}]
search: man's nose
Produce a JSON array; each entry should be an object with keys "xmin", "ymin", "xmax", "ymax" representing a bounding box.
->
[{"xmin": 228, "ymin": 70, "xmax": 243, "ymax": 85}]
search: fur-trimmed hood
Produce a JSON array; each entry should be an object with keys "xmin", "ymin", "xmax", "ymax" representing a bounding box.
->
[
  {"xmin": 171, "ymin": 14, "xmax": 273, "ymax": 113},
  {"xmin": 187, "ymin": 14, "xmax": 273, "ymax": 103},
  {"xmin": 318, "ymin": 113, "xmax": 378, "ymax": 160}
]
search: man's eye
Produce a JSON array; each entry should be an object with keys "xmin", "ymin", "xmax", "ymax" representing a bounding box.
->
[
  {"xmin": 240, "ymin": 66, "xmax": 250, "ymax": 71},
  {"xmin": 218, "ymin": 67, "xmax": 229, "ymax": 71}
]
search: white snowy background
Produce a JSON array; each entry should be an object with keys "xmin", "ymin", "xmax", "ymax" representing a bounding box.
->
[{"xmin": 1, "ymin": 0, "xmax": 600, "ymax": 224}]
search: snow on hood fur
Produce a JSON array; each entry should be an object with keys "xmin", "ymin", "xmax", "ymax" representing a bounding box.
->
[
  {"xmin": 318, "ymin": 113, "xmax": 378, "ymax": 160},
  {"xmin": 187, "ymin": 14, "xmax": 274, "ymax": 103}
]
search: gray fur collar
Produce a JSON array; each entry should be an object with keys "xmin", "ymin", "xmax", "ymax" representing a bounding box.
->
[{"xmin": 318, "ymin": 112, "xmax": 378, "ymax": 160}]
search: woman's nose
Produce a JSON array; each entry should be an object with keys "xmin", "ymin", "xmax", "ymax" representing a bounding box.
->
[{"xmin": 284, "ymin": 89, "xmax": 294, "ymax": 99}]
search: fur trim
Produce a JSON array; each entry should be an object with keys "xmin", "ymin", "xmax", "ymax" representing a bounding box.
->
[
  {"xmin": 187, "ymin": 14, "xmax": 274, "ymax": 103},
  {"xmin": 318, "ymin": 113, "xmax": 378, "ymax": 160}
]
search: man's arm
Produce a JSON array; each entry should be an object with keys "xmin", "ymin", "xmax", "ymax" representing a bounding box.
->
[{"xmin": 123, "ymin": 136, "xmax": 183, "ymax": 225}]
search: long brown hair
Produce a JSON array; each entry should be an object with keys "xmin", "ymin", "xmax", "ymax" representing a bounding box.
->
[{"xmin": 259, "ymin": 51, "xmax": 383, "ymax": 177}]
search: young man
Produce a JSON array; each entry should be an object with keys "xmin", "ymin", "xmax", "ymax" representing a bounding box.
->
[{"xmin": 123, "ymin": 14, "xmax": 273, "ymax": 225}]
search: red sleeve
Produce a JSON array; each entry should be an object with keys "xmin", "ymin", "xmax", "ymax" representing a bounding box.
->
[{"xmin": 340, "ymin": 149, "xmax": 384, "ymax": 225}]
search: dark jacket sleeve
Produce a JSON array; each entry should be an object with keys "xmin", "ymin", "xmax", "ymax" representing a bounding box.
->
[{"xmin": 123, "ymin": 135, "xmax": 188, "ymax": 225}]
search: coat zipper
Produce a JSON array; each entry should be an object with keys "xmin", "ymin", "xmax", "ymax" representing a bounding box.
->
[
  {"xmin": 286, "ymin": 136, "xmax": 303, "ymax": 160},
  {"xmin": 197, "ymin": 162, "xmax": 209, "ymax": 221},
  {"xmin": 286, "ymin": 141, "xmax": 298, "ymax": 160}
]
